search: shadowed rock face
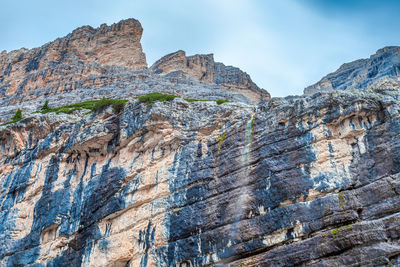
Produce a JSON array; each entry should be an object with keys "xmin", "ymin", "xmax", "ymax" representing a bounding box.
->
[
  {"xmin": 305, "ymin": 46, "xmax": 400, "ymax": 94},
  {"xmin": 0, "ymin": 19, "xmax": 269, "ymax": 123},
  {"xmin": 1, "ymin": 88, "xmax": 400, "ymax": 266},
  {"xmin": 2, "ymin": 17, "xmax": 400, "ymax": 267}
]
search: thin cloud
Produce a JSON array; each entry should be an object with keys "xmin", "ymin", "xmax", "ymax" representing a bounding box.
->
[{"xmin": 0, "ymin": 0, "xmax": 398, "ymax": 97}]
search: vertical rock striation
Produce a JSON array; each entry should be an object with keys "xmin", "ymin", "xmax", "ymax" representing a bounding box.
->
[
  {"xmin": 150, "ymin": 50, "xmax": 270, "ymax": 103},
  {"xmin": 1, "ymin": 88, "xmax": 400, "ymax": 266},
  {"xmin": 1, "ymin": 17, "xmax": 400, "ymax": 267}
]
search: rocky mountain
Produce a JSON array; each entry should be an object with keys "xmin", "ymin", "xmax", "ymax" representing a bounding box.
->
[
  {"xmin": 1, "ymin": 18, "xmax": 400, "ymax": 267},
  {"xmin": 0, "ymin": 19, "xmax": 269, "ymax": 124},
  {"xmin": 150, "ymin": 50, "xmax": 269, "ymax": 103},
  {"xmin": 305, "ymin": 46, "xmax": 400, "ymax": 94},
  {"xmin": 2, "ymin": 89, "xmax": 400, "ymax": 266}
]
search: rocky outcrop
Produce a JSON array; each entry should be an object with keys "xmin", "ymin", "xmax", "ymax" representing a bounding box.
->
[
  {"xmin": 3, "ymin": 17, "xmax": 400, "ymax": 267},
  {"xmin": 150, "ymin": 50, "xmax": 215, "ymax": 83},
  {"xmin": 0, "ymin": 19, "xmax": 269, "ymax": 124},
  {"xmin": 0, "ymin": 18, "xmax": 147, "ymax": 97},
  {"xmin": 305, "ymin": 46, "xmax": 400, "ymax": 94},
  {"xmin": 1, "ymin": 88, "xmax": 400, "ymax": 266},
  {"xmin": 150, "ymin": 50, "xmax": 270, "ymax": 103}
]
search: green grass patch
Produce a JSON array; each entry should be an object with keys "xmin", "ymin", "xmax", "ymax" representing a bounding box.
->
[
  {"xmin": 137, "ymin": 92, "xmax": 230, "ymax": 106},
  {"xmin": 217, "ymin": 132, "xmax": 228, "ymax": 152},
  {"xmin": 184, "ymin": 98, "xmax": 210, "ymax": 103},
  {"xmin": 41, "ymin": 100, "xmax": 50, "ymax": 112},
  {"xmin": 1, "ymin": 109, "xmax": 23, "ymax": 126},
  {"xmin": 331, "ymin": 227, "xmax": 342, "ymax": 239},
  {"xmin": 37, "ymin": 98, "xmax": 128, "ymax": 115},
  {"xmin": 138, "ymin": 92, "xmax": 178, "ymax": 106},
  {"xmin": 216, "ymin": 99, "xmax": 230, "ymax": 105}
]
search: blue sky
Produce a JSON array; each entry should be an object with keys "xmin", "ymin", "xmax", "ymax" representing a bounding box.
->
[{"xmin": 1, "ymin": 0, "xmax": 399, "ymax": 97}]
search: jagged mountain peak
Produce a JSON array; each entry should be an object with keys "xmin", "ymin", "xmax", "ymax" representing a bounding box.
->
[
  {"xmin": 305, "ymin": 46, "xmax": 400, "ymax": 94},
  {"xmin": 0, "ymin": 18, "xmax": 269, "ymax": 123}
]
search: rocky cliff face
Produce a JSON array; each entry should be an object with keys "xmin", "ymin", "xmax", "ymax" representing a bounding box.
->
[
  {"xmin": 1, "ymin": 87, "xmax": 400, "ymax": 266},
  {"xmin": 0, "ymin": 19, "xmax": 269, "ymax": 124},
  {"xmin": 150, "ymin": 50, "xmax": 269, "ymax": 103},
  {"xmin": 0, "ymin": 18, "xmax": 147, "ymax": 97},
  {"xmin": 305, "ymin": 46, "xmax": 400, "ymax": 94},
  {"xmin": 1, "ymin": 18, "xmax": 400, "ymax": 267}
]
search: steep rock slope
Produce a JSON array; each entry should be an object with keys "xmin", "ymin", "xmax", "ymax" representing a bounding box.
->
[
  {"xmin": 150, "ymin": 50, "xmax": 270, "ymax": 103},
  {"xmin": 305, "ymin": 46, "xmax": 400, "ymax": 94},
  {"xmin": 1, "ymin": 88, "xmax": 400, "ymax": 266},
  {"xmin": 0, "ymin": 19, "xmax": 269, "ymax": 123}
]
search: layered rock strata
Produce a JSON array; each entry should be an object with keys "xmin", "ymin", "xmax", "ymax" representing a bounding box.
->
[
  {"xmin": 305, "ymin": 46, "xmax": 400, "ymax": 94},
  {"xmin": 1, "ymin": 88, "xmax": 400, "ymax": 266},
  {"xmin": 0, "ymin": 19, "xmax": 269, "ymax": 123},
  {"xmin": 150, "ymin": 50, "xmax": 270, "ymax": 103}
]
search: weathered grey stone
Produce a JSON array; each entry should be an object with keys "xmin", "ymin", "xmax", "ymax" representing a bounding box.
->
[
  {"xmin": 0, "ymin": 19, "xmax": 269, "ymax": 124},
  {"xmin": 1, "ymin": 88, "xmax": 400, "ymax": 266},
  {"xmin": 305, "ymin": 46, "xmax": 400, "ymax": 94},
  {"xmin": 1, "ymin": 17, "xmax": 400, "ymax": 267}
]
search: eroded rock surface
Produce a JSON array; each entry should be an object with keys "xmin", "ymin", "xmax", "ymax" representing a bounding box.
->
[
  {"xmin": 305, "ymin": 46, "xmax": 400, "ymax": 94},
  {"xmin": 0, "ymin": 18, "xmax": 147, "ymax": 97},
  {"xmin": 150, "ymin": 50, "xmax": 270, "ymax": 103},
  {"xmin": 1, "ymin": 88, "xmax": 400, "ymax": 266},
  {"xmin": 0, "ymin": 19, "xmax": 269, "ymax": 123}
]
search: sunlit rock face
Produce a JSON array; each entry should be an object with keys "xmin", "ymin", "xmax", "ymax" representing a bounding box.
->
[
  {"xmin": 0, "ymin": 19, "xmax": 269, "ymax": 124},
  {"xmin": 305, "ymin": 46, "xmax": 400, "ymax": 94},
  {"xmin": 0, "ymin": 18, "xmax": 147, "ymax": 97},
  {"xmin": 1, "ymin": 87, "xmax": 400, "ymax": 266},
  {"xmin": 150, "ymin": 50, "xmax": 270, "ymax": 103}
]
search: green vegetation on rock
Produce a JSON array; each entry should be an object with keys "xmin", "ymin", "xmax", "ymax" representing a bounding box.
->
[
  {"xmin": 184, "ymin": 98, "xmax": 210, "ymax": 103},
  {"xmin": 216, "ymin": 99, "xmax": 230, "ymax": 105},
  {"xmin": 331, "ymin": 227, "xmax": 342, "ymax": 239},
  {"xmin": 138, "ymin": 92, "xmax": 230, "ymax": 106},
  {"xmin": 331, "ymin": 224, "xmax": 352, "ymax": 239},
  {"xmin": 217, "ymin": 132, "xmax": 228, "ymax": 152},
  {"xmin": 138, "ymin": 92, "xmax": 178, "ymax": 106},
  {"xmin": 37, "ymin": 98, "xmax": 128, "ymax": 115},
  {"xmin": 1, "ymin": 109, "xmax": 23, "ymax": 126},
  {"xmin": 41, "ymin": 100, "xmax": 50, "ymax": 112},
  {"xmin": 250, "ymin": 116, "xmax": 255, "ymax": 135}
]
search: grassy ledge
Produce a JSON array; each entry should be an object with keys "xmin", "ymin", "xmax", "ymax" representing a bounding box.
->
[
  {"xmin": 37, "ymin": 98, "xmax": 128, "ymax": 115},
  {"xmin": 1, "ymin": 109, "xmax": 23, "ymax": 126},
  {"xmin": 138, "ymin": 92, "xmax": 178, "ymax": 106},
  {"xmin": 137, "ymin": 92, "xmax": 230, "ymax": 106}
]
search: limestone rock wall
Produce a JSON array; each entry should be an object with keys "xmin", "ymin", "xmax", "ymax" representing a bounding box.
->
[
  {"xmin": 0, "ymin": 18, "xmax": 147, "ymax": 97},
  {"xmin": 0, "ymin": 19, "xmax": 269, "ymax": 124},
  {"xmin": 1, "ymin": 89, "xmax": 400, "ymax": 266},
  {"xmin": 150, "ymin": 50, "xmax": 270, "ymax": 103}
]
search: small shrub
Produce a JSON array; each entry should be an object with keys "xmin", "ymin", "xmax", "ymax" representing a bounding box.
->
[
  {"xmin": 91, "ymin": 98, "xmax": 128, "ymax": 113},
  {"xmin": 55, "ymin": 107, "xmax": 76, "ymax": 114},
  {"xmin": 184, "ymin": 98, "xmax": 210, "ymax": 103},
  {"xmin": 93, "ymin": 97, "xmax": 111, "ymax": 112},
  {"xmin": 138, "ymin": 92, "xmax": 178, "ymax": 106},
  {"xmin": 36, "ymin": 98, "xmax": 128, "ymax": 115},
  {"xmin": 41, "ymin": 100, "xmax": 50, "ymax": 112},
  {"xmin": 216, "ymin": 99, "xmax": 229, "ymax": 105},
  {"xmin": 12, "ymin": 109, "xmax": 22, "ymax": 121},
  {"xmin": 1, "ymin": 109, "xmax": 23, "ymax": 126},
  {"xmin": 217, "ymin": 132, "xmax": 228, "ymax": 152}
]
